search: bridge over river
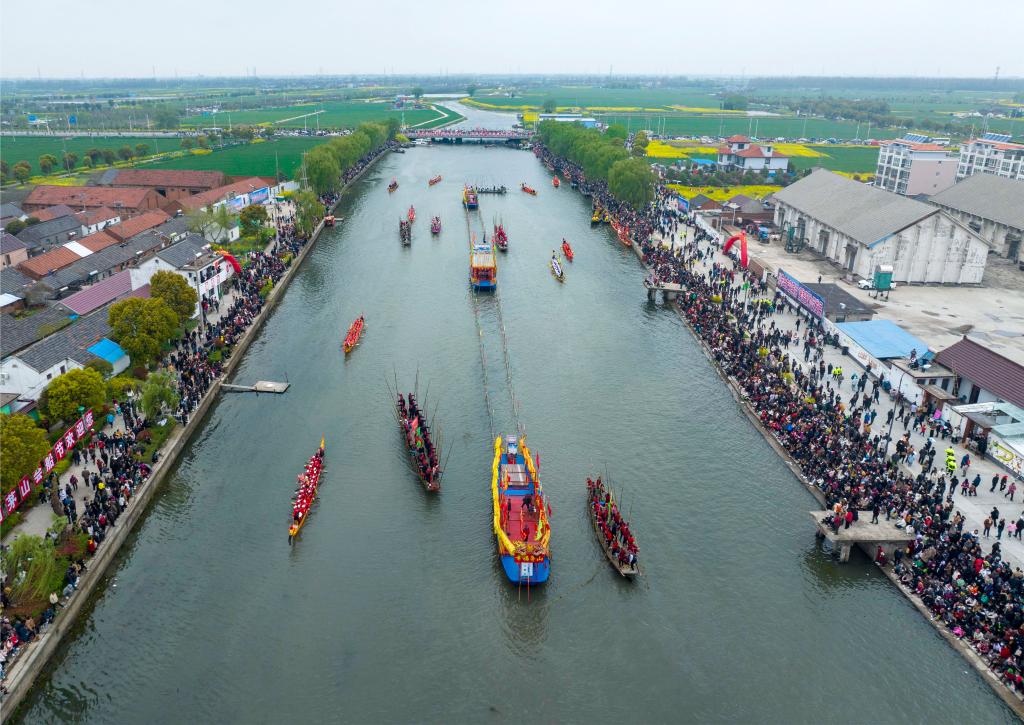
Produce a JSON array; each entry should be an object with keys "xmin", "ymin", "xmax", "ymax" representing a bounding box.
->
[{"xmin": 405, "ymin": 127, "xmax": 531, "ymax": 143}]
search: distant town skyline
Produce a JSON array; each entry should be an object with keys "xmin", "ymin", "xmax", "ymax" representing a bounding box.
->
[{"xmin": 2, "ymin": 0, "xmax": 1022, "ymax": 80}]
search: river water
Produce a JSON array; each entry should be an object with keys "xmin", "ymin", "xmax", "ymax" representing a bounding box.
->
[{"xmin": 17, "ymin": 146, "xmax": 1016, "ymax": 724}]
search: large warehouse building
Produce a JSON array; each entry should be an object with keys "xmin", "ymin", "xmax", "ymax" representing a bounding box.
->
[{"xmin": 771, "ymin": 169, "xmax": 990, "ymax": 284}]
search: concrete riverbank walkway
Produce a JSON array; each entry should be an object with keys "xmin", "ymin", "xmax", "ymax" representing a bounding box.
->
[{"xmin": 649, "ymin": 222, "xmax": 1024, "ymax": 570}]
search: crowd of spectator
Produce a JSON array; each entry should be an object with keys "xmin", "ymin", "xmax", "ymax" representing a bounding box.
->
[{"xmin": 540, "ymin": 139, "xmax": 1024, "ymax": 697}]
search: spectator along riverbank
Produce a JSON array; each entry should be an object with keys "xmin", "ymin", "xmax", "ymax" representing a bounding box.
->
[
  {"xmin": 537, "ymin": 141, "xmax": 1024, "ymax": 718},
  {"xmin": 0, "ymin": 144, "xmax": 395, "ymax": 720}
]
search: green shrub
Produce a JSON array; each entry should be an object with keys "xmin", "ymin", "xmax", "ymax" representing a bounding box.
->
[
  {"xmin": 259, "ymin": 280, "xmax": 273, "ymax": 298},
  {"xmin": 208, "ymin": 349, "xmax": 222, "ymax": 363}
]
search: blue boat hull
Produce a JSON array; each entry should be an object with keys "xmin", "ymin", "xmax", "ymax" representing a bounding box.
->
[
  {"xmin": 471, "ymin": 279, "xmax": 496, "ymax": 291},
  {"xmin": 500, "ymin": 554, "xmax": 550, "ymax": 584}
]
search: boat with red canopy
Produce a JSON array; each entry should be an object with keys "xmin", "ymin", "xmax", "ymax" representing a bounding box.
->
[
  {"xmin": 561, "ymin": 239, "xmax": 574, "ymax": 262},
  {"xmin": 521, "ymin": 183, "xmax": 537, "ymax": 195}
]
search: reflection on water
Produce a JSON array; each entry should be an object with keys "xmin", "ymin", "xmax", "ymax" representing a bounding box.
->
[{"xmin": 16, "ymin": 146, "xmax": 1016, "ymax": 725}]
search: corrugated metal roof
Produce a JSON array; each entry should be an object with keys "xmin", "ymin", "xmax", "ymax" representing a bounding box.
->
[
  {"xmin": 928, "ymin": 173, "xmax": 1024, "ymax": 231},
  {"xmin": 86, "ymin": 338, "xmax": 126, "ymax": 364},
  {"xmin": 835, "ymin": 319, "xmax": 931, "ymax": 360},
  {"xmin": 62, "ymin": 269, "xmax": 136, "ymax": 315},
  {"xmin": 771, "ymin": 169, "xmax": 938, "ymax": 246},
  {"xmin": 935, "ymin": 337, "xmax": 1024, "ymax": 409}
]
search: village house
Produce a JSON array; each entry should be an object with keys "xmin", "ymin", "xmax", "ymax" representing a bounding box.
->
[
  {"xmin": 21, "ymin": 185, "xmax": 163, "ymax": 217},
  {"xmin": 95, "ymin": 168, "xmax": 226, "ymax": 202},
  {"xmin": 716, "ymin": 135, "xmax": 789, "ymax": 172}
]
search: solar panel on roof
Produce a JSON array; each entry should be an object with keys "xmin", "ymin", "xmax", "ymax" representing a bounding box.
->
[
  {"xmin": 903, "ymin": 133, "xmax": 929, "ymax": 143},
  {"xmin": 982, "ymin": 132, "xmax": 1012, "ymax": 142}
]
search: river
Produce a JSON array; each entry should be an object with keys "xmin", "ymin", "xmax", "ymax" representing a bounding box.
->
[{"xmin": 16, "ymin": 145, "xmax": 1016, "ymax": 724}]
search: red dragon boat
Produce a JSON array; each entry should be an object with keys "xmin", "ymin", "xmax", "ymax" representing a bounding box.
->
[
  {"xmin": 494, "ymin": 222, "xmax": 508, "ymax": 252},
  {"xmin": 552, "ymin": 177, "xmax": 560, "ymax": 188},
  {"xmin": 521, "ymin": 183, "xmax": 537, "ymax": 196},
  {"xmin": 288, "ymin": 439, "xmax": 326, "ymax": 544},
  {"xmin": 407, "ymin": 205, "xmax": 416, "ymax": 222},
  {"xmin": 343, "ymin": 315, "xmax": 365, "ymax": 354},
  {"xmin": 561, "ymin": 238, "xmax": 574, "ymax": 262},
  {"xmin": 396, "ymin": 392, "xmax": 441, "ymax": 492},
  {"xmin": 428, "ymin": 175, "xmax": 442, "ymax": 186},
  {"xmin": 610, "ymin": 219, "xmax": 632, "ymax": 247}
]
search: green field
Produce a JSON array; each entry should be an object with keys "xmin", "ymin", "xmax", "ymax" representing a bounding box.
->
[
  {"xmin": 470, "ymin": 85, "xmax": 721, "ymax": 109},
  {"xmin": 1, "ymin": 135, "xmax": 179, "ymax": 175},
  {"xmin": 597, "ymin": 112, "xmax": 906, "ymax": 141},
  {"xmin": 180, "ymin": 100, "xmax": 447, "ymax": 130},
  {"xmin": 790, "ymin": 145, "xmax": 881, "ymax": 173},
  {"xmin": 144, "ymin": 137, "xmax": 328, "ymax": 178}
]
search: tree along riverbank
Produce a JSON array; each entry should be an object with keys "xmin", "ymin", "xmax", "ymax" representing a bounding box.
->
[{"xmin": 539, "ymin": 142, "xmax": 1024, "ymax": 719}]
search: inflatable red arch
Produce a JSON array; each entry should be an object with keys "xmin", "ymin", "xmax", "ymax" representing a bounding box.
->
[{"xmin": 722, "ymin": 232, "xmax": 748, "ymax": 268}]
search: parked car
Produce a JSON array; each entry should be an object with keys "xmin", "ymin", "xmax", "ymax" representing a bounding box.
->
[{"xmin": 857, "ymin": 279, "xmax": 898, "ymax": 290}]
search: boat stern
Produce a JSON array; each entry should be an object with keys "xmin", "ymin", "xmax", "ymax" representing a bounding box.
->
[{"xmin": 500, "ymin": 554, "xmax": 550, "ymax": 585}]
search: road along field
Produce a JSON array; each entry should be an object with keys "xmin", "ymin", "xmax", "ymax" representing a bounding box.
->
[{"xmin": 179, "ymin": 100, "xmax": 452, "ymax": 130}]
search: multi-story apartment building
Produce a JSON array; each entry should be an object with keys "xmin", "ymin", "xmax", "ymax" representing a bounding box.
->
[
  {"xmin": 874, "ymin": 134, "xmax": 957, "ymax": 196},
  {"xmin": 956, "ymin": 132, "xmax": 1024, "ymax": 181}
]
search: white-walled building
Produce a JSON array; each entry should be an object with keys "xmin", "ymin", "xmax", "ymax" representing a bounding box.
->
[
  {"xmin": 0, "ymin": 303, "xmax": 128, "ymax": 406},
  {"xmin": 716, "ymin": 135, "xmax": 789, "ymax": 172},
  {"xmin": 956, "ymin": 133, "xmax": 1024, "ymax": 181},
  {"xmin": 874, "ymin": 135, "xmax": 957, "ymax": 196},
  {"xmin": 130, "ymin": 234, "xmax": 233, "ymax": 318},
  {"xmin": 772, "ymin": 169, "xmax": 990, "ymax": 284},
  {"xmin": 928, "ymin": 173, "xmax": 1024, "ymax": 262}
]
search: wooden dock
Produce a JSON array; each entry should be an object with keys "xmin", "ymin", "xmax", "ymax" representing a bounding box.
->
[
  {"xmin": 221, "ymin": 381, "xmax": 290, "ymax": 394},
  {"xmin": 810, "ymin": 511, "xmax": 915, "ymax": 563}
]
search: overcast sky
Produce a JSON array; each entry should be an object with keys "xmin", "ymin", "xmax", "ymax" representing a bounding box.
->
[{"xmin": 2, "ymin": 0, "xmax": 1022, "ymax": 79}]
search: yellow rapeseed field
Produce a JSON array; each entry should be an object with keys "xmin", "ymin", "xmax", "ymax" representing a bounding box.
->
[
  {"xmin": 646, "ymin": 141, "xmax": 692, "ymax": 159},
  {"xmin": 772, "ymin": 143, "xmax": 826, "ymax": 157},
  {"xmin": 669, "ymin": 106, "xmax": 746, "ymax": 114},
  {"xmin": 646, "ymin": 141, "xmax": 719, "ymax": 158},
  {"xmin": 668, "ymin": 184, "xmax": 782, "ymax": 202}
]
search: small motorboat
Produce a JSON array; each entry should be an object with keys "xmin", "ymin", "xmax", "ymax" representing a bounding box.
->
[
  {"xmin": 430, "ymin": 216, "xmax": 442, "ymax": 234},
  {"xmin": 552, "ymin": 177, "xmax": 560, "ymax": 188},
  {"xmin": 388, "ymin": 179, "xmax": 399, "ymax": 193},
  {"xmin": 463, "ymin": 185, "xmax": 479, "ymax": 209},
  {"xmin": 428, "ymin": 175, "xmax": 442, "ymax": 186},
  {"xmin": 550, "ymin": 253, "xmax": 565, "ymax": 282},
  {"xmin": 561, "ymin": 239, "xmax": 574, "ymax": 262},
  {"xmin": 323, "ymin": 215, "xmax": 335, "ymax": 227},
  {"xmin": 521, "ymin": 183, "xmax": 537, "ymax": 196},
  {"xmin": 343, "ymin": 316, "xmax": 365, "ymax": 354},
  {"xmin": 407, "ymin": 205, "xmax": 416, "ymax": 222},
  {"xmin": 591, "ymin": 207, "xmax": 602, "ymax": 225}
]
